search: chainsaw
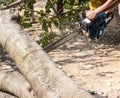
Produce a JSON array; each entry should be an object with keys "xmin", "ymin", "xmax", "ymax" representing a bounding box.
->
[
  {"xmin": 81, "ymin": 12, "xmax": 113, "ymax": 39},
  {"xmin": 43, "ymin": 12, "xmax": 113, "ymax": 53}
]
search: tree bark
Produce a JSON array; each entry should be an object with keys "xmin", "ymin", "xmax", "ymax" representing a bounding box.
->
[
  {"xmin": 0, "ymin": 9, "xmax": 95, "ymax": 98},
  {"xmin": 0, "ymin": 71, "xmax": 36, "ymax": 98},
  {"xmin": 57, "ymin": 0, "xmax": 63, "ymax": 15}
]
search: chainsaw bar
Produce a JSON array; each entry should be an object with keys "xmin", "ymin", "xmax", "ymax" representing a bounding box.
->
[{"xmin": 43, "ymin": 28, "xmax": 82, "ymax": 53}]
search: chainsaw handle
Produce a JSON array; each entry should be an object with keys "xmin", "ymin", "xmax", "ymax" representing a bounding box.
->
[{"xmin": 81, "ymin": 12, "xmax": 86, "ymax": 19}]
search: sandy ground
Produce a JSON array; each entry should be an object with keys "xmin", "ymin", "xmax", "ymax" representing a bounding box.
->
[{"xmin": 48, "ymin": 35, "xmax": 120, "ymax": 98}]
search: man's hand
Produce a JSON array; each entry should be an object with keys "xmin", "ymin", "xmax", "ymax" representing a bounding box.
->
[{"xmin": 86, "ymin": 10, "xmax": 98, "ymax": 20}]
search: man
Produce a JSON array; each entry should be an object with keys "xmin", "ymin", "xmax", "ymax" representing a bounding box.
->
[
  {"xmin": 86, "ymin": 0, "xmax": 120, "ymax": 20},
  {"xmin": 56, "ymin": 0, "xmax": 120, "ymax": 39},
  {"xmin": 83, "ymin": 0, "xmax": 120, "ymax": 39}
]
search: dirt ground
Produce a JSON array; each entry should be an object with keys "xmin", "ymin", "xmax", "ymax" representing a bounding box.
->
[
  {"xmin": 0, "ymin": 1, "xmax": 120, "ymax": 98},
  {"xmin": 49, "ymin": 35, "xmax": 120, "ymax": 98}
]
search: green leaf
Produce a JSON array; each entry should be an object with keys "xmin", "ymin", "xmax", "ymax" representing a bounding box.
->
[
  {"xmin": 42, "ymin": 20, "xmax": 48, "ymax": 31},
  {"xmin": 21, "ymin": 21, "xmax": 32, "ymax": 28}
]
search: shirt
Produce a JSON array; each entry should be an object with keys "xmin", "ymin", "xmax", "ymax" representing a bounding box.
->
[{"xmin": 89, "ymin": 0, "xmax": 107, "ymax": 10}]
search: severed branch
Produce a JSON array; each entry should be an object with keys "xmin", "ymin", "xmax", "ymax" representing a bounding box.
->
[
  {"xmin": 0, "ymin": 0, "xmax": 25, "ymax": 10},
  {"xmin": 0, "ymin": 71, "xmax": 37, "ymax": 98}
]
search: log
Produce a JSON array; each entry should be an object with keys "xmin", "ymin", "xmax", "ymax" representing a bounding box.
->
[
  {"xmin": 0, "ymin": 71, "xmax": 36, "ymax": 98},
  {"xmin": 0, "ymin": 9, "xmax": 95, "ymax": 98}
]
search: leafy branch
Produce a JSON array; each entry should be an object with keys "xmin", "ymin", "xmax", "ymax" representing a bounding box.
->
[
  {"xmin": 0, "ymin": 0, "xmax": 24, "ymax": 10},
  {"xmin": 0, "ymin": 0, "xmax": 89, "ymax": 48}
]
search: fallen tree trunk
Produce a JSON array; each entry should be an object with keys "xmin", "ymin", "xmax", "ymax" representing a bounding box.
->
[
  {"xmin": 0, "ymin": 9, "xmax": 95, "ymax": 98},
  {"xmin": 0, "ymin": 71, "xmax": 36, "ymax": 98}
]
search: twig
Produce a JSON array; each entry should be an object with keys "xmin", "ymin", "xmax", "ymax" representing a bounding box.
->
[
  {"xmin": 22, "ymin": 7, "xmax": 40, "ymax": 13},
  {"xmin": 47, "ymin": 0, "xmax": 58, "ymax": 15},
  {"xmin": 22, "ymin": 7, "xmax": 56, "ymax": 17},
  {"xmin": 0, "ymin": 0, "xmax": 25, "ymax": 10}
]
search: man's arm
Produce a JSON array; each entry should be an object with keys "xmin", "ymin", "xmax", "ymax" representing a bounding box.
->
[
  {"xmin": 86, "ymin": 0, "xmax": 120, "ymax": 20},
  {"xmin": 95, "ymin": 0, "xmax": 119, "ymax": 14}
]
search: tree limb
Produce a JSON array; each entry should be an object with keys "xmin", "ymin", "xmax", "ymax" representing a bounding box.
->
[
  {"xmin": 0, "ymin": 71, "xmax": 37, "ymax": 98},
  {"xmin": 0, "ymin": 0, "xmax": 25, "ymax": 10}
]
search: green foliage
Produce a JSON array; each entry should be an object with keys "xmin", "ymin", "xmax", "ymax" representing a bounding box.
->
[
  {"xmin": 0, "ymin": 0, "xmax": 16, "ymax": 6},
  {"xmin": 20, "ymin": 0, "xmax": 36, "ymax": 28},
  {"xmin": 38, "ymin": 0, "xmax": 89, "ymax": 29},
  {"xmin": 0, "ymin": 0, "xmax": 36, "ymax": 28},
  {"xmin": 0, "ymin": 0, "xmax": 3, "ymax": 6},
  {"xmin": 24, "ymin": 0, "xmax": 36, "ymax": 9},
  {"xmin": 0, "ymin": 0, "xmax": 89, "ymax": 48},
  {"xmin": 37, "ymin": 32, "xmax": 59, "ymax": 48},
  {"xmin": 9, "ymin": 0, "xmax": 16, "ymax": 3},
  {"xmin": 37, "ymin": 0, "xmax": 89, "ymax": 47},
  {"xmin": 20, "ymin": 16, "xmax": 32, "ymax": 28}
]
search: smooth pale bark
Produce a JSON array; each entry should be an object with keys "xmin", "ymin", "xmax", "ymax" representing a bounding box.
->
[
  {"xmin": 0, "ymin": 9, "xmax": 95, "ymax": 98},
  {"xmin": 118, "ymin": 3, "xmax": 120, "ymax": 16},
  {"xmin": 0, "ymin": 71, "xmax": 36, "ymax": 98}
]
